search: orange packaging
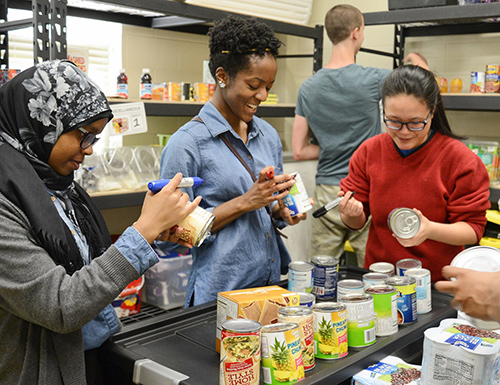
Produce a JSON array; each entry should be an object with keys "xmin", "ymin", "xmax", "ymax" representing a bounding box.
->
[
  {"xmin": 152, "ymin": 83, "xmax": 165, "ymax": 100},
  {"xmin": 193, "ymin": 82, "xmax": 209, "ymax": 102},
  {"xmin": 450, "ymin": 78, "xmax": 463, "ymax": 93},
  {"xmin": 168, "ymin": 82, "xmax": 182, "ymax": 101},
  {"xmin": 216, "ymin": 286, "xmax": 300, "ymax": 353}
]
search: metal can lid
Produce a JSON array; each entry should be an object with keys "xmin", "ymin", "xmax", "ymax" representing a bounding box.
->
[
  {"xmin": 396, "ymin": 258, "xmax": 422, "ymax": 270},
  {"xmin": 311, "ymin": 302, "xmax": 346, "ymax": 312},
  {"xmin": 261, "ymin": 322, "xmax": 299, "ymax": 333},
  {"xmin": 278, "ymin": 306, "xmax": 313, "ymax": 317},
  {"xmin": 337, "ymin": 279, "xmax": 364, "ymax": 289},
  {"xmin": 296, "ymin": 292, "xmax": 316, "ymax": 304},
  {"xmin": 365, "ymin": 284, "xmax": 396, "ymax": 295},
  {"xmin": 312, "ymin": 255, "xmax": 339, "ymax": 266},
  {"xmin": 338, "ymin": 293, "xmax": 373, "ymax": 303},
  {"xmin": 369, "ymin": 262, "xmax": 395, "ymax": 274},
  {"xmin": 289, "ymin": 261, "xmax": 314, "ymax": 271},
  {"xmin": 222, "ymin": 319, "xmax": 261, "ymax": 333},
  {"xmin": 363, "ymin": 272, "xmax": 389, "ymax": 281},
  {"xmin": 451, "ymin": 246, "xmax": 500, "ymax": 272},
  {"xmin": 385, "ymin": 276, "xmax": 416, "ymax": 286},
  {"xmin": 404, "ymin": 268, "xmax": 431, "ymax": 278},
  {"xmin": 388, "ymin": 208, "xmax": 420, "ymax": 239}
]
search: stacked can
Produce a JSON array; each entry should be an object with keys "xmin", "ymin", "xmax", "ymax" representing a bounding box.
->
[
  {"xmin": 220, "ymin": 319, "xmax": 261, "ymax": 385},
  {"xmin": 404, "ymin": 268, "xmax": 432, "ymax": 314},
  {"xmin": 363, "ymin": 272, "xmax": 390, "ymax": 289},
  {"xmin": 278, "ymin": 307, "xmax": 315, "ymax": 371},
  {"xmin": 385, "ymin": 276, "xmax": 418, "ymax": 325},
  {"xmin": 338, "ymin": 294, "xmax": 376, "ymax": 348},
  {"xmin": 261, "ymin": 323, "xmax": 305, "ymax": 384},
  {"xmin": 297, "ymin": 292, "xmax": 316, "ymax": 307},
  {"xmin": 388, "ymin": 208, "xmax": 420, "ymax": 239},
  {"xmin": 485, "ymin": 64, "xmax": 500, "ymax": 94},
  {"xmin": 288, "ymin": 261, "xmax": 314, "ymax": 294},
  {"xmin": 470, "ymin": 71, "xmax": 485, "ymax": 93},
  {"xmin": 396, "ymin": 258, "xmax": 422, "ymax": 276},
  {"xmin": 369, "ymin": 262, "xmax": 395, "ymax": 276},
  {"xmin": 311, "ymin": 302, "xmax": 348, "ymax": 360},
  {"xmin": 337, "ymin": 279, "xmax": 365, "ymax": 299},
  {"xmin": 365, "ymin": 285, "xmax": 398, "ymax": 336},
  {"xmin": 311, "ymin": 255, "xmax": 339, "ymax": 300}
]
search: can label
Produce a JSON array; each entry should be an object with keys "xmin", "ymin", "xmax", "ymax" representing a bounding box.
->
[
  {"xmin": 176, "ymin": 205, "xmax": 214, "ymax": 247},
  {"xmin": 261, "ymin": 323, "xmax": 305, "ymax": 384},
  {"xmin": 388, "ymin": 208, "xmax": 420, "ymax": 239},
  {"xmin": 220, "ymin": 320, "xmax": 261, "ymax": 385},
  {"xmin": 396, "ymin": 258, "xmax": 422, "ymax": 276},
  {"xmin": 278, "ymin": 308, "xmax": 315, "ymax": 371},
  {"xmin": 282, "ymin": 172, "xmax": 313, "ymax": 216},
  {"xmin": 312, "ymin": 304, "xmax": 348, "ymax": 360},
  {"xmin": 386, "ymin": 277, "xmax": 418, "ymax": 324},
  {"xmin": 365, "ymin": 285, "xmax": 398, "ymax": 336},
  {"xmin": 340, "ymin": 295, "xmax": 376, "ymax": 348},
  {"xmin": 337, "ymin": 279, "xmax": 365, "ymax": 298},
  {"xmin": 312, "ymin": 256, "xmax": 339, "ymax": 300},
  {"xmin": 288, "ymin": 262, "xmax": 314, "ymax": 293},
  {"xmin": 470, "ymin": 71, "xmax": 485, "ymax": 93},
  {"xmin": 405, "ymin": 268, "xmax": 432, "ymax": 314}
]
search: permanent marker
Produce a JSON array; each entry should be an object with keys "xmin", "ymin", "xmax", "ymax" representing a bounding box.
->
[
  {"xmin": 148, "ymin": 177, "xmax": 203, "ymax": 193},
  {"xmin": 312, "ymin": 191, "xmax": 356, "ymax": 218}
]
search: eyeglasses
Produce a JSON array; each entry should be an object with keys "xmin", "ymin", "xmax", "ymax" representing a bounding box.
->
[
  {"xmin": 78, "ymin": 127, "xmax": 100, "ymax": 149},
  {"xmin": 383, "ymin": 111, "xmax": 432, "ymax": 132}
]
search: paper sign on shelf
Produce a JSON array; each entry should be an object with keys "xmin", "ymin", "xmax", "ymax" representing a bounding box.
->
[{"xmin": 107, "ymin": 102, "xmax": 148, "ymax": 136}]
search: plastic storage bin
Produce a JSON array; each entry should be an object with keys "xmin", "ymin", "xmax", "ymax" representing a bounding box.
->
[{"xmin": 143, "ymin": 250, "xmax": 192, "ymax": 310}]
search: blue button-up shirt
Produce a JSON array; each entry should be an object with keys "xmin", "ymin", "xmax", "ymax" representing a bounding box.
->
[{"xmin": 159, "ymin": 102, "xmax": 290, "ymax": 306}]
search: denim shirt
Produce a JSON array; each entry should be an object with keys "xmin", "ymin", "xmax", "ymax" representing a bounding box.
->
[
  {"xmin": 159, "ymin": 102, "xmax": 291, "ymax": 306},
  {"xmin": 50, "ymin": 192, "xmax": 159, "ymax": 350}
]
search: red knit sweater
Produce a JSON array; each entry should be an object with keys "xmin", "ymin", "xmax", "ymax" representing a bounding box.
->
[{"xmin": 340, "ymin": 131, "xmax": 490, "ymax": 281}]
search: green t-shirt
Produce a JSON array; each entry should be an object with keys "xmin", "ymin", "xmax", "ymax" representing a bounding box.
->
[{"xmin": 295, "ymin": 64, "xmax": 391, "ymax": 185}]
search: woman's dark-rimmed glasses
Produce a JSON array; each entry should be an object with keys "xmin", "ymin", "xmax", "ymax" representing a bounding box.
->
[
  {"xmin": 383, "ymin": 111, "xmax": 432, "ymax": 132},
  {"xmin": 78, "ymin": 127, "xmax": 100, "ymax": 149}
]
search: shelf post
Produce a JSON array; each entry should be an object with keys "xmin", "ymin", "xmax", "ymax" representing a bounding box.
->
[
  {"xmin": 393, "ymin": 24, "xmax": 405, "ymax": 69},
  {"xmin": 313, "ymin": 24, "xmax": 323, "ymax": 73},
  {"xmin": 0, "ymin": 0, "xmax": 8, "ymax": 68},
  {"xmin": 50, "ymin": 0, "xmax": 67, "ymax": 60}
]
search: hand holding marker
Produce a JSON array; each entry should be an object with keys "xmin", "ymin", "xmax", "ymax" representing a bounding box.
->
[
  {"xmin": 312, "ymin": 191, "xmax": 356, "ymax": 218},
  {"xmin": 148, "ymin": 177, "xmax": 203, "ymax": 193}
]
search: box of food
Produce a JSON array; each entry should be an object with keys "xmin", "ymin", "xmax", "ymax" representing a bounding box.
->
[{"xmin": 216, "ymin": 286, "xmax": 300, "ymax": 352}]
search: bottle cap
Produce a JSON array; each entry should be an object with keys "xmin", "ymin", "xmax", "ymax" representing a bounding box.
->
[
  {"xmin": 120, "ymin": 68, "xmax": 125, "ymax": 73},
  {"xmin": 142, "ymin": 68, "xmax": 150, "ymax": 73}
]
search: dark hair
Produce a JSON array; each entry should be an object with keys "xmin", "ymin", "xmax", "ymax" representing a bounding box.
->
[
  {"xmin": 208, "ymin": 16, "xmax": 282, "ymax": 80},
  {"xmin": 325, "ymin": 5, "xmax": 363, "ymax": 45},
  {"xmin": 382, "ymin": 65, "xmax": 465, "ymax": 140}
]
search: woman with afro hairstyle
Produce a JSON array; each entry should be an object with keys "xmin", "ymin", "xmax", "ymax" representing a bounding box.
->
[{"xmin": 160, "ymin": 16, "xmax": 308, "ymax": 306}]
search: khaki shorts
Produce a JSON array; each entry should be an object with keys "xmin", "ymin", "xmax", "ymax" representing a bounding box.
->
[{"xmin": 310, "ymin": 184, "xmax": 370, "ymax": 267}]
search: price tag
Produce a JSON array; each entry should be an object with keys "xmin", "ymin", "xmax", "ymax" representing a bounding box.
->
[{"xmin": 107, "ymin": 102, "xmax": 148, "ymax": 136}]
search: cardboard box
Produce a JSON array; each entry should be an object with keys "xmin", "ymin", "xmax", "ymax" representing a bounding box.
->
[{"xmin": 216, "ymin": 285, "xmax": 300, "ymax": 352}]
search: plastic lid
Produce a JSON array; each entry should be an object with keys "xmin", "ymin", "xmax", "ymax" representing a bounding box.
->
[
  {"xmin": 120, "ymin": 68, "xmax": 125, "ymax": 73},
  {"xmin": 451, "ymin": 246, "xmax": 500, "ymax": 272},
  {"xmin": 142, "ymin": 68, "xmax": 150, "ymax": 73}
]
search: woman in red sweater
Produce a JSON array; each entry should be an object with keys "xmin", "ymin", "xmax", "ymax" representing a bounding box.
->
[{"xmin": 338, "ymin": 65, "xmax": 490, "ymax": 281}]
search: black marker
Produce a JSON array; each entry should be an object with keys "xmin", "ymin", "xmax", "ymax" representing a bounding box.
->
[{"xmin": 312, "ymin": 191, "xmax": 356, "ymax": 218}]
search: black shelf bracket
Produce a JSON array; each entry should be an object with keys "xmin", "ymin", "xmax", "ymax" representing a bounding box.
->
[{"xmin": 0, "ymin": 0, "xmax": 8, "ymax": 68}]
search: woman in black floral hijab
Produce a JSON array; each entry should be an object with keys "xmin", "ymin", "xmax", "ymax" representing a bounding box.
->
[{"xmin": 0, "ymin": 60, "xmax": 201, "ymax": 384}]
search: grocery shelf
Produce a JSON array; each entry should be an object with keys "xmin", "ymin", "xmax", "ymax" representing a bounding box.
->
[{"xmin": 441, "ymin": 94, "xmax": 500, "ymax": 112}]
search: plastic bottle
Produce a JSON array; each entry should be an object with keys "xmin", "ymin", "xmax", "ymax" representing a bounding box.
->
[
  {"xmin": 140, "ymin": 68, "xmax": 152, "ymax": 100},
  {"xmin": 117, "ymin": 69, "xmax": 128, "ymax": 99}
]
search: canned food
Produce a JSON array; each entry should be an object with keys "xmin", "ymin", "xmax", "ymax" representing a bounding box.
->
[
  {"xmin": 404, "ymin": 268, "xmax": 432, "ymax": 314},
  {"xmin": 181, "ymin": 82, "xmax": 192, "ymax": 101},
  {"xmin": 485, "ymin": 65, "xmax": 500, "ymax": 93},
  {"xmin": 365, "ymin": 285, "xmax": 398, "ymax": 336},
  {"xmin": 278, "ymin": 307, "xmax": 315, "ymax": 371},
  {"xmin": 312, "ymin": 255, "xmax": 339, "ymax": 300},
  {"xmin": 338, "ymin": 294, "xmax": 376, "ymax": 348},
  {"xmin": 282, "ymin": 172, "xmax": 313, "ymax": 216},
  {"xmin": 396, "ymin": 258, "xmax": 422, "ymax": 276},
  {"xmin": 297, "ymin": 292, "xmax": 316, "ymax": 307},
  {"xmin": 337, "ymin": 279, "xmax": 365, "ymax": 298},
  {"xmin": 363, "ymin": 272, "xmax": 390, "ymax": 289},
  {"xmin": 176, "ymin": 205, "xmax": 215, "ymax": 247},
  {"xmin": 385, "ymin": 276, "xmax": 418, "ymax": 325},
  {"xmin": 288, "ymin": 261, "xmax": 314, "ymax": 293},
  {"xmin": 220, "ymin": 319, "xmax": 261, "ymax": 385},
  {"xmin": 387, "ymin": 208, "xmax": 420, "ymax": 239},
  {"xmin": 369, "ymin": 262, "xmax": 395, "ymax": 276},
  {"xmin": 311, "ymin": 302, "xmax": 348, "ymax": 359},
  {"xmin": 470, "ymin": 71, "xmax": 485, "ymax": 93},
  {"xmin": 261, "ymin": 323, "xmax": 305, "ymax": 384}
]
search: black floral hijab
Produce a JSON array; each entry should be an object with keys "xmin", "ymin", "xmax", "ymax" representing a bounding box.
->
[{"xmin": 0, "ymin": 60, "xmax": 113, "ymax": 274}]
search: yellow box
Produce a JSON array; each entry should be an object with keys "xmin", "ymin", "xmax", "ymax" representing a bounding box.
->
[{"xmin": 216, "ymin": 285, "xmax": 300, "ymax": 352}]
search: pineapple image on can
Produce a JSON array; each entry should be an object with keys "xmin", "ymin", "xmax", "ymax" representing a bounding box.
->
[
  {"xmin": 261, "ymin": 323, "xmax": 305, "ymax": 384},
  {"xmin": 312, "ymin": 302, "xmax": 348, "ymax": 359}
]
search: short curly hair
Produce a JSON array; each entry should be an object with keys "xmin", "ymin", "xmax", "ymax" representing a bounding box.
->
[{"xmin": 208, "ymin": 16, "xmax": 282, "ymax": 80}]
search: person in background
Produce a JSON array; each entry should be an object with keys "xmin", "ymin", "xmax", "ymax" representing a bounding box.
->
[
  {"xmin": 292, "ymin": 4, "xmax": 428, "ymax": 267},
  {"xmin": 160, "ymin": 16, "xmax": 307, "ymax": 307},
  {"xmin": 338, "ymin": 64, "xmax": 490, "ymax": 282},
  {"xmin": 435, "ymin": 266, "xmax": 500, "ymax": 323},
  {"xmin": 0, "ymin": 60, "xmax": 200, "ymax": 384}
]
